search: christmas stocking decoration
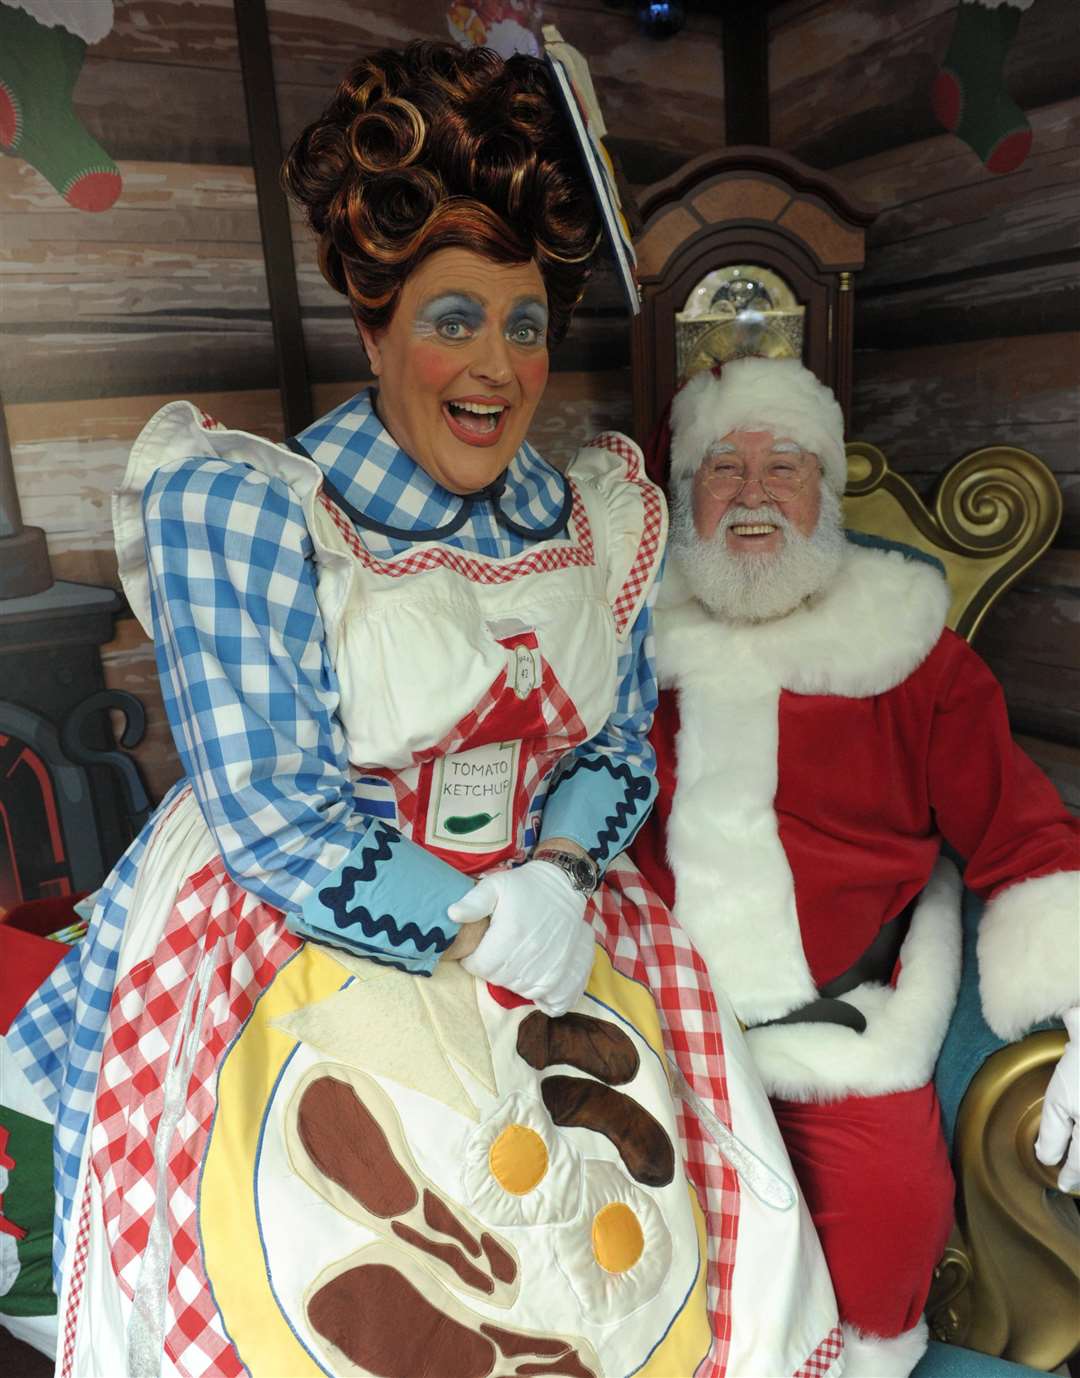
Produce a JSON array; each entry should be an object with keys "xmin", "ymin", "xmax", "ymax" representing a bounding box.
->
[
  {"xmin": 0, "ymin": 1112, "xmax": 55, "ymax": 1320},
  {"xmin": 932, "ymin": 0, "xmax": 1035, "ymax": 174},
  {"xmin": 0, "ymin": 0, "xmax": 121, "ymax": 211}
]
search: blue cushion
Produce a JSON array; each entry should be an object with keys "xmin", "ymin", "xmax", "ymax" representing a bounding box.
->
[
  {"xmin": 913, "ymin": 1340, "xmax": 1051, "ymax": 1376},
  {"xmin": 934, "ymin": 886, "xmax": 1007, "ymax": 1146},
  {"xmin": 843, "ymin": 528, "xmax": 947, "ymax": 575}
]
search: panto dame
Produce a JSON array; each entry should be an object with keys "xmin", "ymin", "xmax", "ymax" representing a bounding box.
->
[{"xmin": 2, "ymin": 42, "xmax": 839, "ymax": 1378}]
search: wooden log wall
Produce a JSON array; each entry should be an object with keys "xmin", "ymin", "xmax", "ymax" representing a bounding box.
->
[
  {"xmin": 0, "ymin": 0, "xmax": 270, "ymax": 804},
  {"xmin": 5, "ymin": 0, "xmax": 1073, "ymax": 808},
  {"xmin": 769, "ymin": 0, "xmax": 1080, "ymax": 808},
  {"xmin": 1, "ymin": 0, "xmax": 718, "ymax": 808}
]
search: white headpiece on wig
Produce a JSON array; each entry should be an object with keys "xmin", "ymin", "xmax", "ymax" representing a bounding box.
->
[{"xmin": 668, "ymin": 357, "xmax": 848, "ymax": 494}]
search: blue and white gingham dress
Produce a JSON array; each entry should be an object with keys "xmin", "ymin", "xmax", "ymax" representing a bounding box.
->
[{"xmin": 7, "ymin": 389, "xmax": 663, "ymax": 1281}]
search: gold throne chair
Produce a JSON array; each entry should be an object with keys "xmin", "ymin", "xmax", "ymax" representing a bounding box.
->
[{"xmin": 843, "ymin": 441, "xmax": 1080, "ymax": 1373}]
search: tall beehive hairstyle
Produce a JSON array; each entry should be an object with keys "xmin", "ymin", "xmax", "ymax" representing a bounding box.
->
[{"xmin": 282, "ymin": 41, "xmax": 604, "ymax": 346}]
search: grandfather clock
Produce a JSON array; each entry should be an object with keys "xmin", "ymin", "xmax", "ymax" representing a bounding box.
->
[{"xmin": 630, "ymin": 147, "xmax": 876, "ymax": 444}]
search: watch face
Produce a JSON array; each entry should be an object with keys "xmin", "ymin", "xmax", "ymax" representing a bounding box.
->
[
  {"xmin": 537, "ymin": 849, "xmax": 598, "ymax": 892},
  {"xmin": 571, "ymin": 856, "xmax": 598, "ymax": 892}
]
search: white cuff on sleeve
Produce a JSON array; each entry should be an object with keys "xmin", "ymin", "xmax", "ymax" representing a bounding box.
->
[{"xmin": 978, "ymin": 869, "xmax": 1080, "ymax": 1040}]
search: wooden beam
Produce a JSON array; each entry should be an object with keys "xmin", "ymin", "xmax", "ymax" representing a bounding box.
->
[
  {"xmin": 234, "ymin": 0, "xmax": 312, "ymax": 435},
  {"xmin": 723, "ymin": 0, "xmax": 770, "ymax": 146},
  {"xmin": 851, "ymin": 333, "xmax": 1080, "ymax": 476},
  {"xmin": 854, "ymin": 252, "xmax": 1078, "ymax": 350}
]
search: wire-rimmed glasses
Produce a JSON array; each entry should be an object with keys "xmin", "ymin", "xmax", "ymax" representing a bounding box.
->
[{"xmin": 698, "ymin": 452, "xmax": 820, "ymax": 504}]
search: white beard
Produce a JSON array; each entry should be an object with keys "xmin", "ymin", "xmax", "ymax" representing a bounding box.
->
[{"xmin": 668, "ymin": 482, "xmax": 846, "ymax": 624}]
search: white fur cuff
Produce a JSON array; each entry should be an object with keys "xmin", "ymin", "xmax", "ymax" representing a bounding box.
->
[
  {"xmin": 840, "ymin": 1321, "xmax": 928, "ymax": 1378},
  {"xmin": 747, "ymin": 859, "xmax": 962, "ymax": 1102},
  {"xmin": 978, "ymin": 869, "xmax": 1080, "ymax": 1040}
]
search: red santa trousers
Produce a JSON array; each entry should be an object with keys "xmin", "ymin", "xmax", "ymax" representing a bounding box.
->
[{"xmin": 771, "ymin": 1082, "xmax": 955, "ymax": 1338}]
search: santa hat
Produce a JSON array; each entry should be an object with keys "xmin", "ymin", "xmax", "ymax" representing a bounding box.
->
[{"xmin": 662, "ymin": 357, "xmax": 847, "ymax": 494}]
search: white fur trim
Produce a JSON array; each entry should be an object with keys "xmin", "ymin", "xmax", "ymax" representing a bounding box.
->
[
  {"xmin": 841, "ymin": 1320, "xmax": 928, "ymax": 1378},
  {"xmin": 668, "ymin": 667, "xmax": 818, "ymax": 1023},
  {"xmin": 669, "ymin": 358, "xmax": 847, "ymax": 493},
  {"xmin": 658, "ymin": 545, "xmax": 949, "ymax": 1027},
  {"xmin": 748, "ymin": 860, "xmax": 963, "ymax": 1101},
  {"xmin": 656, "ymin": 544, "xmax": 948, "ymax": 699},
  {"xmin": 977, "ymin": 869, "xmax": 1080, "ymax": 1040}
]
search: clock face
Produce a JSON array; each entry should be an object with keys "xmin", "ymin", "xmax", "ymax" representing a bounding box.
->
[
  {"xmin": 675, "ymin": 263, "xmax": 805, "ymax": 382},
  {"xmin": 680, "ymin": 265, "xmax": 798, "ymax": 320},
  {"xmin": 682, "ymin": 318, "xmax": 797, "ymax": 379}
]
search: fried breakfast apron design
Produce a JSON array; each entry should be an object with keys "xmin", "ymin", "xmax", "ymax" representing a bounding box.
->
[{"xmin": 55, "ymin": 405, "xmax": 839, "ymax": 1378}]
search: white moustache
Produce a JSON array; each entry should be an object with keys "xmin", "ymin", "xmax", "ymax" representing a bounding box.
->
[{"xmin": 716, "ymin": 504, "xmax": 791, "ymax": 538}]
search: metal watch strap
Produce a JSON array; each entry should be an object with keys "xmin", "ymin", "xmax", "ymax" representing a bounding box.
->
[{"xmin": 533, "ymin": 847, "xmax": 600, "ymax": 896}]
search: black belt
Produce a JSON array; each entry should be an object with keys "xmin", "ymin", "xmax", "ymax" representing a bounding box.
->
[{"xmin": 748, "ymin": 901, "xmax": 914, "ymax": 1035}]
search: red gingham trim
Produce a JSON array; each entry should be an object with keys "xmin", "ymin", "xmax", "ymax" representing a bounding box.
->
[
  {"xmin": 590, "ymin": 856, "xmax": 739, "ymax": 1377},
  {"xmin": 584, "ymin": 433, "xmax": 665, "ymax": 635},
  {"xmin": 794, "ymin": 1325, "xmax": 845, "ymax": 1377},
  {"xmin": 59, "ymin": 1173, "xmax": 92, "ymax": 1378},
  {"xmin": 318, "ymin": 480, "xmax": 596, "ymax": 581},
  {"xmin": 593, "ymin": 867, "xmax": 840, "ymax": 1378},
  {"xmin": 413, "ymin": 645, "xmax": 587, "ymax": 777},
  {"xmin": 89, "ymin": 858, "xmax": 301, "ymax": 1378},
  {"xmin": 415, "ymin": 664, "xmax": 521, "ymax": 765}
]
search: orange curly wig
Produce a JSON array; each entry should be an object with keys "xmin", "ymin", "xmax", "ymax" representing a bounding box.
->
[{"xmin": 283, "ymin": 41, "xmax": 603, "ymax": 347}]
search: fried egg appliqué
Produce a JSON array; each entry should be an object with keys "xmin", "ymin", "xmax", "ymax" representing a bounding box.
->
[
  {"xmin": 555, "ymin": 1159, "xmax": 672, "ymax": 1322},
  {"xmin": 463, "ymin": 1092, "xmax": 583, "ymax": 1226}
]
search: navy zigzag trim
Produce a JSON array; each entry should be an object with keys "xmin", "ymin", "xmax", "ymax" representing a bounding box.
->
[
  {"xmin": 316, "ymin": 824, "xmax": 453, "ymax": 955},
  {"xmin": 333, "ymin": 822, "xmax": 398, "ymax": 880},
  {"xmin": 548, "ymin": 755, "xmax": 652, "ymax": 864},
  {"xmin": 316, "ymin": 878, "xmax": 454, "ymax": 954}
]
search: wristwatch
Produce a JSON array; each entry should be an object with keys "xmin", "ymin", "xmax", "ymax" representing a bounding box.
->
[{"xmin": 534, "ymin": 847, "xmax": 601, "ymax": 896}]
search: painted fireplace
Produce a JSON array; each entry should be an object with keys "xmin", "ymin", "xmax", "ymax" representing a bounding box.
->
[{"xmin": 0, "ymin": 401, "xmax": 148, "ymax": 916}]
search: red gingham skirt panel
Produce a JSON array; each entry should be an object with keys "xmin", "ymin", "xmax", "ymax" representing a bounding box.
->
[
  {"xmin": 87, "ymin": 858, "xmax": 300, "ymax": 1378},
  {"xmin": 590, "ymin": 856, "xmax": 740, "ymax": 1377}
]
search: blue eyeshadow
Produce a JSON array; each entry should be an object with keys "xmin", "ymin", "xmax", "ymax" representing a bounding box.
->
[
  {"xmin": 415, "ymin": 293, "xmax": 486, "ymax": 328},
  {"xmin": 507, "ymin": 298, "xmax": 549, "ymax": 328}
]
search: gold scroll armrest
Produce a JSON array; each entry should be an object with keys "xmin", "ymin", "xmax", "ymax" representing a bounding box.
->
[
  {"xmin": 843, "ymin": 442, "xmax": 1062, "ymax": 642},
  {"xmin": 844, "ymin": 443, "xmax": 1073, "ymax": 1364},
  {"xmin": 927, "ymin": 1030, "xmax": 1080, "ymax": 1370}
]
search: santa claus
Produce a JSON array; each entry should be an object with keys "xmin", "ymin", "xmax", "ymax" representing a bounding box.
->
[{"xmin": 632, "ymin": 357, "xmax": 1080, "ymax": 1377}]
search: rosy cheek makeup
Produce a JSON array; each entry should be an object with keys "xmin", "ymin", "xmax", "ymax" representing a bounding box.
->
[
  {"xmin": 411, "ymin": 342, "xmax": 462, "ymax": 391},
  {"xmin": 513, "ymin": 354, "xmax": 549, "ymax": 401}
]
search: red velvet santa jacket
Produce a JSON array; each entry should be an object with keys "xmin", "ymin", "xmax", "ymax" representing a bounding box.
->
[{"xmin": 631, "ymin": 543, "xmax": 1079, "ymax": 1102}]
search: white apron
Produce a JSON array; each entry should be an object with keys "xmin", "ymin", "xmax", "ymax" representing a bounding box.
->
[{"xmin": 52, "ymin": 404, "xmax": 839, "ymax": 1378}]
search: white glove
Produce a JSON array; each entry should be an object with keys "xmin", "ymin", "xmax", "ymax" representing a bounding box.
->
[
  {"xmin": 448, "ymin": 860, "xmax": 595, "ymax": 1017},
  {"xmin": 1035, "ymin": 1006, "xmax": 1080, "ymax": 1193}
]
